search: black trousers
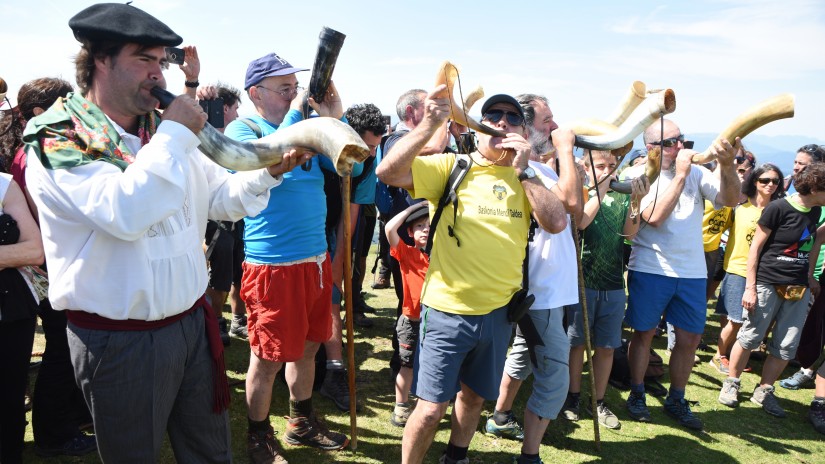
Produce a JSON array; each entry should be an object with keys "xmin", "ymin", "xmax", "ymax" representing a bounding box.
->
[
  {"xmin": 0, "ymin": 315, "xmax": 36, "ymax": 464},
  {"xmin": 32, "ymin": 300, "xmax": 91, "ymax": 447}
]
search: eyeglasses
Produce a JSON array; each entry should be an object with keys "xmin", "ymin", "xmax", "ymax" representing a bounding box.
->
[
  {"xmin": 650, "ymin": 134, "xmax": 685, "ymax": 148},
  {"xmin": 757, "ymin": 177, "xmax": 781, "ymax": 186},
  {"xmin": 482, "ymin": 109, "xmax": 524, "ymax": 127},
  {"xmin": 256, "ymin": 84, "xmax": 304, "ymax": 100}
]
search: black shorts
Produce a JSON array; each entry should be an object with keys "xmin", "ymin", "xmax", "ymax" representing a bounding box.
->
[
  {"xmin": 396, "ymin": 315, "xmax": 420, "ymax": 368},
  {"xmin": 206, "ymin": 221, "xmax": 244, "ymax": 292}
]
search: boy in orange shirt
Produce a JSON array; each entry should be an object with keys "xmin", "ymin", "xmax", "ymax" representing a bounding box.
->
[{"xmin": 386, "ymin": 202, "xmax": 430, "ymax": 426}]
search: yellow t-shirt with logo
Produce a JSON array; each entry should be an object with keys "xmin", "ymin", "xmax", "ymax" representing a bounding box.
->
[
  {"xmin": 409, "ymin": 153, "xmax": 531, "ymax": 315},
  {"xmin": 723, "ymin": 200, "xmax": 763, "ymax": 277},
  {"xmin": 702, "ymin": 200, "xmax": 732, "ymax": 252}
]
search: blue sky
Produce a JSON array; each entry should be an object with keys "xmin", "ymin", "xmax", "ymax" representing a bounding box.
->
[{"xmin": 3, "ymin": 0, "xmax": 824, "ymax": 145}]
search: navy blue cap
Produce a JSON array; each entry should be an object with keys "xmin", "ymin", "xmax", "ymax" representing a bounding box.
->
[
  {"xmin": 480, "ymin": 94, "xmax": 525, "ymax": 119},
  {"xmin": 69, "ymin": 3, "xmax": 182, "ymax": 46},
  {"xmin": 244, "ymin": 53, "xmax": 308, "ymax": 90}
]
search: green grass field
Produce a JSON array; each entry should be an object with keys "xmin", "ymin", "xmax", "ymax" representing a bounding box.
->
[{"xmin": 22, "ymin": 245, "xmax": 825, "ymax": 463}]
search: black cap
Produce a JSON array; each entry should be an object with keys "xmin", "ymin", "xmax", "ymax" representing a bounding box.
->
[
  {"xmin": 480, "ymin": 94, "xmax": 525, "ymax": 119},
  {"xmin": 398, "ymin": 204, "xmax": 429, "ymax": 245},
  {"xmin": 69, "ymin": 3, "xmax": 182, "ymax": 46}
]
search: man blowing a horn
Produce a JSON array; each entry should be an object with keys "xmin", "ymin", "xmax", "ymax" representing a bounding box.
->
[
  {"xmin": 22, "ymin": 3, "xmax": 308, "ymax": 462},
  {"xmin": 623, "ymin": 119, "xmax": 741, "ymax": 431},
  {"xmin": 377, "ymin": 86, "xmax": 569, "ymax": 464}
]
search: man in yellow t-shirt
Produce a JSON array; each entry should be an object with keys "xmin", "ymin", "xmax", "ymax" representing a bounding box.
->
[{"xmin": 377, "ymin": 88, "xmax": 569, "ymax": 464}]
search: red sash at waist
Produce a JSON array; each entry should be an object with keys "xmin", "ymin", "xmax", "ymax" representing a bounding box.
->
[{"xmin": 66, "ymin": 296, "xmax": 205, "ymax": 331}]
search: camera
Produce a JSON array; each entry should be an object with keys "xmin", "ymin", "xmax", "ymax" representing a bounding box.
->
[
  {"xmin": 198, "ymin": 97, "xmax": 225, "ymax": 129},
  {"xmin": 165, "ymin": 47, "xmax": 185, "ymax": 65}
]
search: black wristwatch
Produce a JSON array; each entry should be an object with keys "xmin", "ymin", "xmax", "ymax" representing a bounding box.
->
[{"xmin": 517, "ymin": 166, "xmax": 536, "ymax": 182}]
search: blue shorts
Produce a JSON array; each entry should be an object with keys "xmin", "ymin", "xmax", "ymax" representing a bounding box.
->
[
  {"xmin": 413, "ymin": 304, "xmax": 512, "ymax": 403},
  {"xmin": 567, "ymin": 288, "xmax": 626, "ymax": 349},
  {"xmin": 503, "ymin": 308, "xmax": 569, "ymax": 420},
  {"xmin": 625, "ymin": 271, "xmax": 706, "ymax": 334},
  {"xmin": 716, "ymin": 273, "xmax": 747, "ymax": 324}
]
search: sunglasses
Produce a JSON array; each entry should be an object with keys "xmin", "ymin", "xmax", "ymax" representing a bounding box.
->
[
  {"xmin": 482, "ymin": 109, "xmax": 524, "ymax": 127},
  {"xmin": 757, "ymin": 177, "xmax": 781, "ymax": 186},
  {"xmin": 650, "ymin": 134, "xmax": 685, "ymax": 148},
  {"xmin": 801, "ymin": 144, "xmax": 822, "ymax": 154}
]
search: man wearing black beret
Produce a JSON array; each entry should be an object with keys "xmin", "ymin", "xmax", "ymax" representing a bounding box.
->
[{"xmin": 23, "ymin": 3, "xmax": 310, "ymax": 462}]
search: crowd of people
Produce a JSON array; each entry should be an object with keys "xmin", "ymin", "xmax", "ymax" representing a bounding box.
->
[{"xmin": 2, "ymin": 3, "xmax": 825, "ymax": 464}]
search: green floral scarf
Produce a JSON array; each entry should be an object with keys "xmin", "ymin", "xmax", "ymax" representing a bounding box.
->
[{"xmin": 23, "ymin": 92, "xmax": 161, "ymax": 171}]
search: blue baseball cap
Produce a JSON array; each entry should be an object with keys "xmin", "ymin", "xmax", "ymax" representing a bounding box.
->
[{"xmin": 244, "ymin": 53, "xmax": 308, "ymax": 90}]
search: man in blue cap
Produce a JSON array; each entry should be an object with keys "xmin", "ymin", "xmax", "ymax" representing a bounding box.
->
[
  {"xmin": 378, "ymin": 86, "xmax": 570, "ymax": 464},
  {"xmin": 24, "ymin": 3, "xmax": 308, "ymax": 463},
  {"xmin": 224, "ymin": 52, "xmax": 352, "ymax": 463}
]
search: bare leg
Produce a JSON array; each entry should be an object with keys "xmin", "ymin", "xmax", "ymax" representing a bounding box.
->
[
  {"xmin": 324, "ymin": 303, "xmax": 344, "ymax": 362},
  {"xmin": 401, "ymin": 399, "xmax": 449, "ymax": 464},
  {"xmin": 521, "ymin": 408, "xmax": 549, "ymax": 455},
  {"xmin": 593, "ymin": 347, "xmax": 614, "ymax": 399},
  {"xmin": 229, "ymin": 284, "xmax": 246, "ymax": 319},
  {"xmin": 816, "ymin": 374, "xmax": 825, "ymax": 398},
  {"xmin": 284, "ymin": 341, "xmax": 321, "ymax": 402},
  {"xmin": 205, "ymin": 288, "xmax": 228, "ymax": 313},
  {"xmin": 728, "ymin": 341, "xmax": 752, "ymax": 379},
  {"xmin": 628, "ymin": 328, "xmax": 656, "ymax": 385},
  {"xmin": 669, "ymin": 327, "xmax": 701, "ymax": 390},
  {"xmin": 448, "ymin": 384, "xmax": 486, "ymax": 447},
  {"xmin": 246, "ymin": 354, "xmax": 284, "ymax": 421},
  {"xmin": 494, "ymin": 375, "xmax": 523, "ymax": 412},
  {"xmin": 396, "ymin": 366, "xmax": 413, "ymax": 404},
  {"xmin": 760, "ymin": 354, "xmax": 789, "ymax": 387},
  {"xmin": 716, "ymin": 320, "xmax": 741, "ymax": 359},
  {"xmin": 568, "ymin": 344, "xmax": 585, "ymax": 393}
]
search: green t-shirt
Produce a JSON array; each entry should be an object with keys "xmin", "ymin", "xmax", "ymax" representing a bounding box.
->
[{"xmin": 582, "ymin": 190, "xmax": 630, "ymax": 290}]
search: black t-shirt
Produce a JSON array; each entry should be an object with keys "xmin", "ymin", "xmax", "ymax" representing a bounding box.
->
[{"xmin": 756, "ymin": 198, "xmax": 821, "ymax": 285}]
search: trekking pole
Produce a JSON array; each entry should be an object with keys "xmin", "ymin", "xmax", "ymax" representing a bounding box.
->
[
  {"xmin": 570, "ymin": 216, "xmax": 600, "ymax": 451},
  {"xmin": 342, "ymin": 176, "xmax": 358, "ymax": 450}
]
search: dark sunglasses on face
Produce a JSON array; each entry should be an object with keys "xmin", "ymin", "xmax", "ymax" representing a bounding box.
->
[
  {"xmin": 757, "ymin": 177, "xmax": 781, "ymax": 185},
  {"xmin": 651, "ymin": 134, "xmax": 685, "ymax": 148},
  {"xmin": 482, "ymin": 109, "xmax": 524, "ymax": 127}
]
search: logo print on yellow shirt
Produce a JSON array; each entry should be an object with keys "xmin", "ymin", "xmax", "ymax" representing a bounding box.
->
[{"xmin": 492, "ymin": 185, "xmax": 507, "ymax": 200}]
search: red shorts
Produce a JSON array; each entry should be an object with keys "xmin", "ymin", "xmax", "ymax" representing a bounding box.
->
[{"xmin": 241, "ymin": 255, "xmax": 332, "ymax": 362}]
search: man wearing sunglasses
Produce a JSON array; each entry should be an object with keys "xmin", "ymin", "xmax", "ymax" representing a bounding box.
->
[
  {"xmin": 624, "ymin": 119, "xmax": 741, "ymax": 432},
  {"xmin": 378, "ymin": 87, "xmax": 568, "ymax": 464},
  {"xmin": 785, "ymin": 144, "xmax": 825, "ymax": 194}
]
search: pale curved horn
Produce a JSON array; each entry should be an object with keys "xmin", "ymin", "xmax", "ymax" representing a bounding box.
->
[
  {"xmin": 561, "ymin": 118, "xmax": 634, "ymax": 158},
  {"xmin": 566, "ymin": 89, "xmax": 676, "ymax": 153},
  {"xmin": 150, "ymin": 87, "xmax": 369, "ymax": 175},
  {"xmin": 463, "ymin": 85, "xmax": 485, "ymax": 113},
  {"xmin": 436, "ymin": 61, "xmax": 505, "ymax": 137},
  {"xmin": 606, "ymin": 81, "xmax": 647, "ymax": 126},
  {"xmin": 692, "ymin": 93, "xmax": 795, "ymax": 164}
]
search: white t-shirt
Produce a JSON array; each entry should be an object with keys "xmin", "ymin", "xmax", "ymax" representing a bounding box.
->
[
  {"xmin": 526, "ymin": 160, "xmax": 579, "ymax": 309},
  {"xmin": 629, "ymin": 165, "xmax": 722, "ymax": 278}
]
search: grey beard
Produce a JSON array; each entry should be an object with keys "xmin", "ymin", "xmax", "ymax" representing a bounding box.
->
[{"xmin": 528, "ymin": 130, "xmax": 552, "ymax": 159}]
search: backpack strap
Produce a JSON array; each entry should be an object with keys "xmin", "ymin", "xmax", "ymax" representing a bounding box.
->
[
  {"xmin": 425, "ymin": 153, "xmax": 472, "ymax": 255},
  {"xmin": 238, "ymin": 118, "xmax": 263, "ymax": 139}
]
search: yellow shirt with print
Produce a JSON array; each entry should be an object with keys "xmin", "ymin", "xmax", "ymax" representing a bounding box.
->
[
  {"xmin": 409, "ymin": 153, "xmax": 531, "ymax": 316},
  {"xmin": 722, "ymin": 201, "xmax": 763, "ymax": 277},
  {"xmin": 702, "ymin": 200, "xmax": 732, "ymax": 252}
]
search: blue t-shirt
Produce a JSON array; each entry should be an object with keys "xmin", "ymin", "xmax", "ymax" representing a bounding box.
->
[
  {"xmin": 224, "ymin": 110, "xmax": 361, "ymax": 263},
  {"xmin": 352, "ymin": 156, "xmax": 376, "ymax": 205}
]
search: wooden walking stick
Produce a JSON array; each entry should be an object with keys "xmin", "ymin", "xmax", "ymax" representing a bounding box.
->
[
  {"xmin": 570, "ymin": 216, "xmax": 601, "ymax": 451},
  {"xmin": 341, "ymin": 176, "xmax": 358, "ymax": 450}
]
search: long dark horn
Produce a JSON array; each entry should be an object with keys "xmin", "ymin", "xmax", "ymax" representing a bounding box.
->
[{"xmin": 150, "ymin": 87, "xmax": 369, "ymax": 175}]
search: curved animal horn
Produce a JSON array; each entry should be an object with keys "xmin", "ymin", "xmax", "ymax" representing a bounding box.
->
[
  {"xmin": 436, "ymin": 61, "xmax": 505, "ymax": 137},
  {"xmin": 463, "ymin": 85, "xmax": 485, "ymax": 112},
  {"xmin": 606, "ymin": 81, "xmax": 647, "ymax": 126},
  {"xmin": 692, "ymin": 93, "xmax": 795, "ymax": 164},
  {"xmin": 561, "ymin": 118, "xmax": 634, "ymax": 158},
  {"xmin": 150, "ymin": 87, "xmax": 369, "ymax": 175},
  {"xmin": 573, "ymin": 89, "xmax": 676, "ymax": 152}
]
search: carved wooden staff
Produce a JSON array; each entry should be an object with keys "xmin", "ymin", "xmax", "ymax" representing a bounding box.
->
[{"xmin": 341, "ymin": 176, "xmax": 358, "ymax": 450}]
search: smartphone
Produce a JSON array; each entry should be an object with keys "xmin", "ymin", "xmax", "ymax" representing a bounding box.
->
[
  {"xmin": 199, "ymin": 97, "xmax": 225, "ymax": 129},
  {"xmin": 165, "ymin": 47, "xmax": 185, "ymax": 65}
]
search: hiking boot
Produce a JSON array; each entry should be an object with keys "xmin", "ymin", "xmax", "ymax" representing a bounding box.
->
[
  {"xmin": 218, "ymin": 317, "xmax": 230, "ymax": 347},
  {"xmin": 34, "ymin": 432, "xmax": 97, "ymax": 457},
  {"xmin": 390, "ymin": 402, "xmax": 412, "ymax": 427},
  {"xmin": 626, "ymin": 391, "xmax": 651, "ymax": 422},
  {"xmin": 512, "ymin": 456, "xmax": 544, "ymax": 464},
  {"xmin": 663, "ymin": 396, "xmax": 703, "ymax": 431},
  {"xmin": 353, "ymin": 312, "xmax": 374, "ymax": 328},
  {"xmin": 586, "ymin": 401, "xmax": 621, "ymax": 430},
  {"xmin": 248, "ymin": 427, "xmax": 288, "ymax": 464},
  {"xmin": 709, "ymin": 355, "xmax": 730, "ymax": 375},
  {"xmin": 561, "ymin": 393, "xmax": 580, "ymax": 421},
  {"xmin": 320, "ymin": 369, "xmax": 362, "ymax": 412},
  {"xmin": 372, "ymin": 274, "xmax": 391, "ymax": 289},
  {"xmin": 718, "ymin": 378, "xmax": 740, "ymax": 407},
  {"xmin": 284, "ymin": 413, "xmax": 349, "ymax": 450},
  {"xmin": 438, "ymin": 455, "xmax": 469, "ymax": 464},
  {"xmin": 230, "ymin": 315, "xmax": 248, "ymax": 339},
  {"xmin": 779, "ymin": 369, "xmax": 815, "ymax": 390},
  {"xmin": 809, "ymin": 400, "xmax": 825, "ymax": 435},
  {"xmin": 484, "ymin": 411, "xmax": 524, "ymax": 441},
  {"xmin": 356, "ymin": 296, "xmax": 377, "ymax": 313},
  {"xmin": 751, "ymin": 385, "xmax": 786, "ymax": 418}
]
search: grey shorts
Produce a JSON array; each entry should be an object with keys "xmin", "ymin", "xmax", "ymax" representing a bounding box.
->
[
  {"xmin": 737, "ymin": 283, "xmax": 811, "ymax": 361},
  {"xmin": 567, "ymin": 288, "xmax": 625, "ymax": 349},
  {"xmin": 396, "ymin": 315, "xmax": 420, "ymax": 368},
  {"xmin": 503, "ymin": 307, "xmax": 570, "ymax": 420}
]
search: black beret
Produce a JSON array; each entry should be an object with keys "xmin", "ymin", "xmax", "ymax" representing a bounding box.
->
[{"xmin": 69, "ymin": 3, "xmax": 182, "ymax": 46}]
